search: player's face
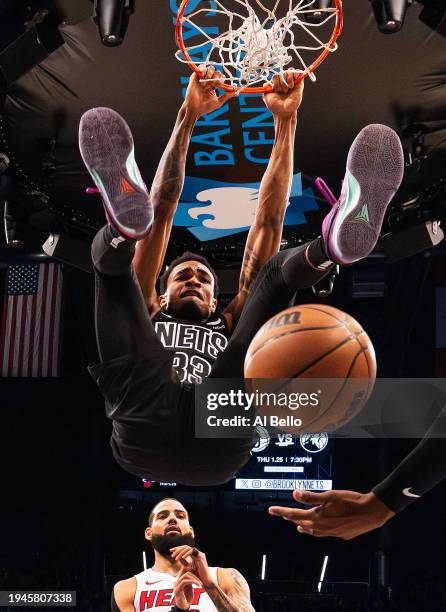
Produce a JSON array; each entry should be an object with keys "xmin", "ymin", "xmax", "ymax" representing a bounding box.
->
[
  {"xmin": 149, "ymin": 500, "xmax": 192, "ymax": 538},
  {"xmin": 145, "ymin": 500, "xmax": 195, "ymax": 557},
  {"xmin": 161, "ymin": 260, "xmax": 217, "ymax": 320}
]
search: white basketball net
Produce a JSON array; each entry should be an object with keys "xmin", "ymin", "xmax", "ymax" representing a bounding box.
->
[{"xmin": 176, "ymin": 0, "xmax": 339, "ymax": 88}]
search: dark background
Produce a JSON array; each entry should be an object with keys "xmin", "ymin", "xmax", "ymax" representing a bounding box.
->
[
  {"xmin": 1, "ymin": 1, "xmax": 446, "ymax": 611},
  {"xmin": 1, "ymin": 253, "xmax": 445, "ymax": 611}
]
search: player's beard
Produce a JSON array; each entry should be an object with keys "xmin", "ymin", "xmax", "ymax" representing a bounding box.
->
[
  {"xmin": 150, "ymin": 532, "xmax": 195, "ymax": 558},
  {"xmin": 167, "ymin": 299, "xmax": 208, "ymax": 321}
]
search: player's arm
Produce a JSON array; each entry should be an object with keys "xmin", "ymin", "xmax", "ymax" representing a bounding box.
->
[
  {"xmin": 223, "ymin": 72, "xmax": 303, "ymax": 330},
  {"xmin": 170, "ymin": 546, "xmax": 255, "ymax": 612},
  {"xmin": 269, "ymin": 489, "xmax": 394, "ymax": 541},
  {"xmin": 372, "ymin": 403, "xmax": 446, "ymax": 512},
  {"xmin": 112, "ymin": 577, "xmax": 136, "ymax": 612},
  {"xmin": 133, "ymin": 67, "xmax": 235, "ymax": 314},
  {"xmin": 268, "ymin": 404, "xmax": 446, "ymax": 540},
  {"xmin": 204, "ymin": 567, "xmax": 255, "ymax": 612}
]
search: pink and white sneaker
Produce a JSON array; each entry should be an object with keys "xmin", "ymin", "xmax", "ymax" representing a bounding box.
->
[
  {"xmin": 319, "ymin": 124, "xmax": 404, "ymax": 265},
  {"xmin": 79, "ymin": 107, "xmax": 153, "ymax": 240}
]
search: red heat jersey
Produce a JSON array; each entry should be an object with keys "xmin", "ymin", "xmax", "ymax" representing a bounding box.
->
[{"xmin": 133, "ymin": 567, "xmax": 219, "ymax": 611}]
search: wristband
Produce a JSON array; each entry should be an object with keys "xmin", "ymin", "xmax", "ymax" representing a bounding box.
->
[{"xmin": 171, "ymin": 606, "xmax": 190, "ymax": 612}]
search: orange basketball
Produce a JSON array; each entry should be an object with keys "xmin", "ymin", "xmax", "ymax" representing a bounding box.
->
[{"xmin": 244, "ymin": 305, "xmax": 377, "ymax": 434}]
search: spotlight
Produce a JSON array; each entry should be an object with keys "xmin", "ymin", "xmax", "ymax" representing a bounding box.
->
[
  {"xmin": 317, "ymin": 556, "xmax": 329, "ymax": 593},
  {"xmin": 370, "ymin": 0, "xmax": 411, "ymax": 33},
  {"xmin": 93, "ymin": 0, "xmax": 134, "ymax": 47},
  {"xmin": 260, "ymin": 555, "xmax": 267, "ymax": 580},
  {"xmin": 418, "ymin": 0, "xmax": 446, "ymax": 37},
  {"xmin": 306, "ymin": 0, "xmax": 333, "ymax": 24}
]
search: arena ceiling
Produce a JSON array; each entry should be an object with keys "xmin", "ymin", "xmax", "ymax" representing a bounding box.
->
[{"xmin": 1, "ymin": 0, "xmax": 446, "ymax": 254}]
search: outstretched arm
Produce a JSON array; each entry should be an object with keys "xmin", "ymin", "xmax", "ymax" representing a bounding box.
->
[
  {"xmin": 223, "ymin": 72, "xmax": 304, "ymax": 330},
  {"xmin": 133, "ymin": 67, "xmax": 235, "ymax": 314},
  {"xmin": 269, "ymin": 489, "xmax": 394, "ymax": 541},
  {"xmin": 132, "ymin": 104, "xmax": 195, "ymax": 314},
  {"xmin": 268, "ymin": 404, "xmax": 446, "ymax": 540}
]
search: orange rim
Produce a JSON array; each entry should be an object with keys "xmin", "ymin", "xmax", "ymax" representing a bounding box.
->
[{"xmin": 176, "ymin": 0, "xmax": 343, "ymax": 94}]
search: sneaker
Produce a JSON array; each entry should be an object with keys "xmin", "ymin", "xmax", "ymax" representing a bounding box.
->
[
  {"xmin": 321, "ymin": 124, "xmax": 404, "ymax": 265},
  {"xmin": 79, "ymin": 107, "xmax": 153, "ymax": 240}
]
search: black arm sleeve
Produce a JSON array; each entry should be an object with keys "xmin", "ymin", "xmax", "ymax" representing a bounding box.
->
[
  {"xmin": 373, "ymin": 405, "xmax": 446, "ymax": 513},
  {"xmin": 111, "ymin": 588, "xmax": 120, "ymax": 612}
]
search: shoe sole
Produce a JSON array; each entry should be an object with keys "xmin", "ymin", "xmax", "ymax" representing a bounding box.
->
[
  {"xmin": 79, "ymin": 107, "xmax": 153, "ymax": 239},
  {"xmin": 327, "ymin": 124, "xmax": 404, "ymax": 264}
]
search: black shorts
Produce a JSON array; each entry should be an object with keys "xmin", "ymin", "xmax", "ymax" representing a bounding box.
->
[{"xmin": 89, "ymin": 350, "xmax": 256, "ymax": 486}]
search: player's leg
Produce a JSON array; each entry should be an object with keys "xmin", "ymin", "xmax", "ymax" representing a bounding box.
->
[
  {"xmin": 212, "ymin": 124, "xmax": 404, "ymax": 377},
  {"xmin": 210, "ymin": 243, "xmax": 330, "ymax": 377},
  {"xmin": 320, "ymin": 123, "xmax": 404, "ymax": 265},
  {"xmin": 79, "ymin": 107, "xmax": 152, "ymax": 240},
  {"xmin": 91, "ymin": 228, "xmax": 165, "ymax": 363},
  {"xmin": 79, "ymin": 107, "xmax": 198, "ymax": 485},
  {"xmin": 79, "ymin": 107, "xmax": 164, "ymax": 363}
]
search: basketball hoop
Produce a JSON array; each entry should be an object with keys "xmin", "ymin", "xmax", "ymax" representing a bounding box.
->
[{"xmin": 175, "ymin": 0, "xmax": 343, "ymax": 94}]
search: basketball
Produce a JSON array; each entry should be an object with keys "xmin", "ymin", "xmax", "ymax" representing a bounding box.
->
[{"xmin": 244, "ymin": 305, "xmax": 377, "ymax": 434}]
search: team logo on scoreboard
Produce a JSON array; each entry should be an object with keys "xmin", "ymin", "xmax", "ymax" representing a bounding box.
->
[
  {"xmin": 252, "ymin": 425, "xmax": 270, "ymax": 453},
  {"xmin": 300, "ymin": 433, "xmax": 329, "ymax": 453}
]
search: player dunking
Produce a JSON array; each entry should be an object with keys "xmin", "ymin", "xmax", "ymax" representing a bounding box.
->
[
  {"xmin": 112, "ymin": 498, "xmax": 255, "ymax": 612},
  {"xmin": 80, "ymin": 68, "xmax": 404, "ymax": 486}
]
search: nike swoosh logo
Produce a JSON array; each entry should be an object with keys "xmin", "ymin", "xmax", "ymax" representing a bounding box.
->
[
  {"xmin": 145, "ymin": 580, "xmax": 164, "ymax": 586},
  {"xmin": 402, "ymin": 487, "xmax": 421, "ymax": 498}
]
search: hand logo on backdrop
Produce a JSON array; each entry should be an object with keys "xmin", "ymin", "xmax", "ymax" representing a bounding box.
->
[
  {"xmin": 189, "ymin": 186, "xmax": 259, "ymax": 230},
  {"xmin": 173, "ymin": 174, "xmax": 320, "ymax": 241}
]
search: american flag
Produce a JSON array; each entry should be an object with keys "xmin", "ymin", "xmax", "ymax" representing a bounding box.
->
[{"xmin": 0, "ymin": 263, "xmax": 64, "ymax": 377}]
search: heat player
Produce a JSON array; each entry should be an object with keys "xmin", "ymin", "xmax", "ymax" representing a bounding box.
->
[
  {"xmin": 112, "ymin": 498, "xmax": 255, "ymax": 612},
  {"xmin": 80, "ymin": 68, "xmax": 404, "ymax": 486}
]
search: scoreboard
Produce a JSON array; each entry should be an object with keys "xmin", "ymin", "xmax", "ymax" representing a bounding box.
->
[
  {"xmin": 235, "ymin": 428, "xmax": 333, "ymax": 491},
  {"xmin": 143, "ymin": 430, "xmax": 333, "ymax": 493}
]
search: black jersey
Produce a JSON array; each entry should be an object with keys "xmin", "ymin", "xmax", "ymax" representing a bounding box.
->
[{"xmin": 152, "ymin": 310, "xmax": 230, "ymax": 383}]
